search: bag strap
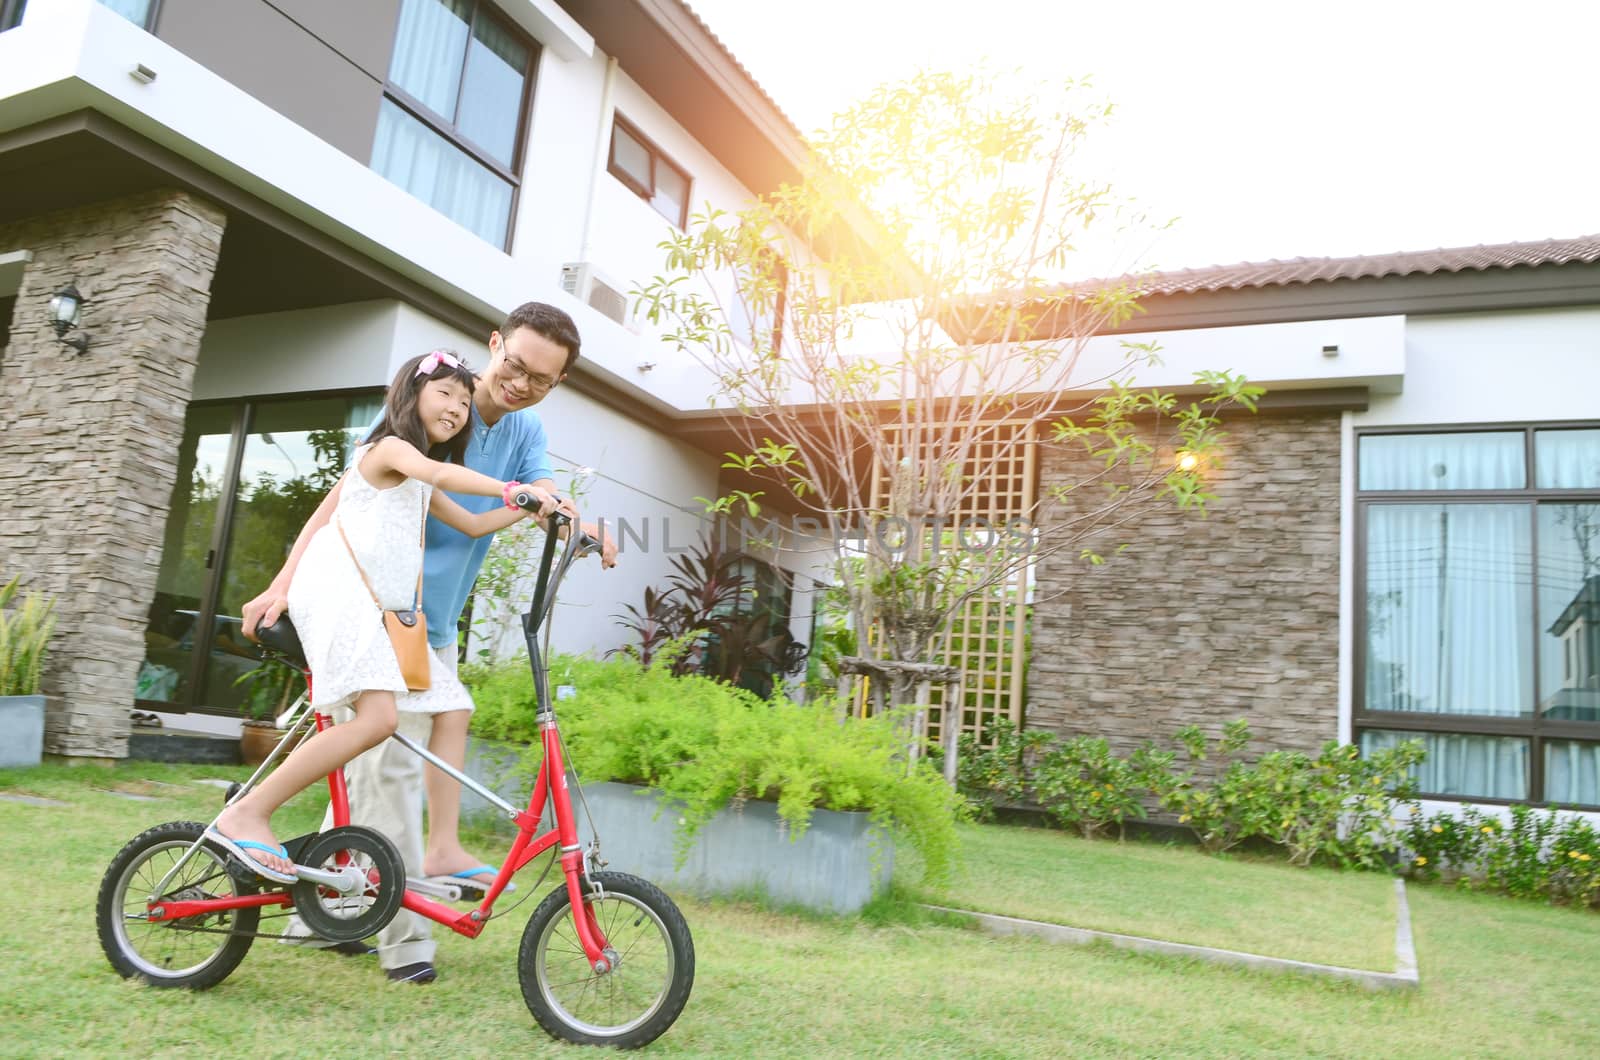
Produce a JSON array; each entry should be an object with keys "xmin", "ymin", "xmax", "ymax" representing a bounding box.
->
[{"xmin": 334, "ymin": 482, "xmax": 428, "ymax": 613}]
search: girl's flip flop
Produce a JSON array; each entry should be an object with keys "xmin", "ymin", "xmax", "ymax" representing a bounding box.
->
[{"xmin": 203, "ymin": 828, "xmax": 299, "ymax": 884}]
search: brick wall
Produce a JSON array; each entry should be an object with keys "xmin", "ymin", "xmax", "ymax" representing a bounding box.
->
[
  {"xmin": 1026, "ymin": 412, "xmax": 1342, "ymax": 761},
  {"xmin": 0, "ymin": 190, "xmax": 226, "ymax": 758}
]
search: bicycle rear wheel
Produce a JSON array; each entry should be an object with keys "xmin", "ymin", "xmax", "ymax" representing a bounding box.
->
[
  {"xmin": 96, "ymin": 820, "xmax": 260, "ymax": 989},
  {"xmin": 518, "ymin": 871, "xmax": 695, "ymax": 1049}
]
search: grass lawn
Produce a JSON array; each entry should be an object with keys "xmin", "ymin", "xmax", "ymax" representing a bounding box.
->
[
  {"xmin": 5, "ymin": 761, "xmax": 1600, "ymax": 1057},
  {"xmin": 911, "ymin": 823, "xmax": 1397, "ymax": 970}
]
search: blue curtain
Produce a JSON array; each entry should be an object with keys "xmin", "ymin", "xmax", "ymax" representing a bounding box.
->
[
  {"xmin": 389, "ymin": 0, "xmax": 471, "ymax": 118},
  {"xmin": 1545, "ymin": 740, "xmax": 1600, "ymax": 805},
  {"xmin": 1365, "ymin": 503, "xmax": 1532, "ymax": 717},
  {"xmin": 1359, "ymin": 432, "xmax": 1525, "ymax": 491},
  {"xmin": 372, "ymin": 99, "xmax": 512, "ymax": 247},
  {"xmin": 1535, "ymin": 429, "xmax": 1600, "ymax": 489},
  {"xmin": 98, "ymin": 0, "xmax": 152, "ymax": 27},
  {"xmin": 1363, "ymin": 730, "xmax": 1527, "ymax": 801}
]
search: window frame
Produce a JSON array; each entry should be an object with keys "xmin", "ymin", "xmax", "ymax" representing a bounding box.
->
[
  {"xmin": 1354, "ymin": 420, "xmax": 1600, "ymax": 808},
  {"xmin": 606, "ymin": 112, "xmax": 692, "ymax": 229},
  {"xmin": 377, "ymin": 0, "xmax": 540, "ymax": 252}
]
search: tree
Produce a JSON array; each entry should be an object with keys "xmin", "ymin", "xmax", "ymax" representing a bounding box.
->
[{"xmin": 638, "ymin": 69, "xmax": 1260, "ymax": 771}]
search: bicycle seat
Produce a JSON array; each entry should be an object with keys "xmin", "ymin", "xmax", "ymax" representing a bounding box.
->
[{"xmin": 253, "ymin": 614, "xmax": 308, "ymax": 669}]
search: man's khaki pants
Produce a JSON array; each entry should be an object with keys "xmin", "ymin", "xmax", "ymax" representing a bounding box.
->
[{"xmin": 284, "ymin": 708, "xmax": 435, "ymax": 971}]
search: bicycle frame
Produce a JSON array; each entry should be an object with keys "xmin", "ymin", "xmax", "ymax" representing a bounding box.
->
[{"xmin": 147, "ymin": 511, "xmax": 617, "ymax": 971}]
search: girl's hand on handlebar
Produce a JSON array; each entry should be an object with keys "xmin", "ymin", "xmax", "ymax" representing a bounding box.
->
[{"xmin": 504, "ymin": 481, "xmax": 556, "ymax": 520}]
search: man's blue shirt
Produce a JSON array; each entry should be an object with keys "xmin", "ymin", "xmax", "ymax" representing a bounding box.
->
[{"xmin": 365, "ymin": 404, "xmax": 553, "ymax": 647}]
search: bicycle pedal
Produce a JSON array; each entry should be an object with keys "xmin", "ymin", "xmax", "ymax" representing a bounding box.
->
[{"xmin": 406, "ymin": 875, "xmax": 465, "ymax": 902}]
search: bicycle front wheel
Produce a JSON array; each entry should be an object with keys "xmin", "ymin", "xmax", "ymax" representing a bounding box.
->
[{"xmin": 518, "ymin": 871, "xmax": 695, "ymax": 1049}]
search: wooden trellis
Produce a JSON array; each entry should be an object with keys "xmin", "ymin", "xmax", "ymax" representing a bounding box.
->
[{"xmin": 853, "ymin": 420, "xmax": 1037, "ymax": 750}]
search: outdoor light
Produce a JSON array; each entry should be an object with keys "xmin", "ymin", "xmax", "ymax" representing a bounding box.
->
[
  {"xmin": 1176, "ymin": 451, "xmax": 1200, "ymax": 472},
  {"xmin": 47, "ymin": 281, "xmax": 90, "ymax": 355}
]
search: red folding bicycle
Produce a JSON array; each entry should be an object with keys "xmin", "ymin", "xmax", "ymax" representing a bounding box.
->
[{"xmin": 96, "ymin": 500, "xmax": 695, "ymax": 1049}]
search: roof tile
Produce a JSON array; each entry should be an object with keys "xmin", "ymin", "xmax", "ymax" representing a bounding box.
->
[{"xmin": 1126, "ymin": 234, "xmax": 1600, "ymax": 296}]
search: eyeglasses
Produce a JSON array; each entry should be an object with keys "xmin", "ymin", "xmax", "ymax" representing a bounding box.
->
[{"xmin": 500, "ymin": 352, "xmax": 561, "ymax": 392}]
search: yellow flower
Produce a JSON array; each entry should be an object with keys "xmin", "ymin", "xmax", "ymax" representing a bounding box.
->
[
  {"xmin": 1481, "ymin": 825, "xmax": 1494, "ymax": 834},
  {"xmin": 1179, "ymin": 814, "xmax": 1191, "ymax": 823},
  {"xmin": 1570, "ymin": 850, "xmax": 1581, "ymax": 859},
  {"xmin": 1581, "ymin": 854, "xmax": 1594, "ymax": 862},
  {"xmin": 1431, "ymin": 825, "xmax": 1444, "ymax": 834},
  {"xmin": 1415, "ymin": 856, "xmax": 1428, "ymax": 866},
  {"xmin": 1090, "ymin": 791, "xmax": 1101, "ymax": 800}
]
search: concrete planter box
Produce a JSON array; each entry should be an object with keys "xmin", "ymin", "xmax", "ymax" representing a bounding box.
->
[
  {"xmin": 463, "ymin": 737, "xmax": 893, "ymax": 914},
  {"xmin": 0, "ymin": 694, "xmax": 48, "ymax": 768}
]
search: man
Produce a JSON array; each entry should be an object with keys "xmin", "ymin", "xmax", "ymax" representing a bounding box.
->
[{"xmin": 243, "ymin": 301, "xmax": 615, "ymax": 983}]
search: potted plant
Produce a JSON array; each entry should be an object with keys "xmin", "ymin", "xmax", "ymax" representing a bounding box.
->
[
  {"xmin": 232, "ymin": 661, "xmax": 306, "ymax": 766},
  {"xmin": 0, "ymin": 576, "xmax": 57, "ymax": 768}
]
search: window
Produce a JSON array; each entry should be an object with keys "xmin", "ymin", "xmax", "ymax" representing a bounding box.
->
[
  {"xmin": 607, "ymin": 114, "xmax": 690, "ymax": 228},
  {"xmin": 1357, "ymin": 426, "xmax": 1600, "ymax": 807},
  {"xmin": 372, "ymin": 0, "xmax": 536, "ymax": 248},
  {"xmin": 3, "ymin": 0, "xmax": 158, "ymax": 31}
]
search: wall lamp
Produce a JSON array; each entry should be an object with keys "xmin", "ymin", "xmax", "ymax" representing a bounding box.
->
[{"xmin": 48, "ymin": 281, "xmax": 91, "ymax": 355}]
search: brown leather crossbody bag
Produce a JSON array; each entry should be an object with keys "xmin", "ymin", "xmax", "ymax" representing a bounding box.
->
[{"xmin": 335, "ymin": 500, "xmax": 430, "ymax": 692}]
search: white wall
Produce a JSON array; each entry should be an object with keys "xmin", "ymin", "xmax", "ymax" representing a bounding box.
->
[
  {"xmin": 1361, "ymin": 306, "xmax": 1600, "ymax": 427},
  {"xmin": 501, "ymin": 383, "xmax": 722, "ymax": 658}
]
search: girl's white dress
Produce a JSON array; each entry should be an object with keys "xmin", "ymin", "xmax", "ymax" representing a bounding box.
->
[{"xmin": 287, "ymin": 444, "xmax": 432, "ymax": 709}]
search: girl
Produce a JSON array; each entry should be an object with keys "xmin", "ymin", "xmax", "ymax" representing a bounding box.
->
[{"xmin": 212, "ymin": 350, "xmax": 554, "ymax": 880}]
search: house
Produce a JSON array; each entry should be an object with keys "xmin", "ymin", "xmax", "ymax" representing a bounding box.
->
[
  {"xmin": 1026, "ymin": 235, "xmax": 1600, "ymax": 813},
  {"xmin": 5, "ymin": 4, "xmax": 1593, "ymax": 821},
  {"xmin": 0, "ymin": 0, "xmax": 827, "ymax": 758}
]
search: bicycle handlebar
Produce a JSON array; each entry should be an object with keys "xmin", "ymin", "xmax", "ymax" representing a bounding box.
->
[{"xmin": 513, "ymin": 490, "xmax": 604, "ymax": 558}]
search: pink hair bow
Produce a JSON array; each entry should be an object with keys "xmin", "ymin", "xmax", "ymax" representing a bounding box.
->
[{"xmin": 415, "ymin": 349, "xmax": 461, "ymax": 376}]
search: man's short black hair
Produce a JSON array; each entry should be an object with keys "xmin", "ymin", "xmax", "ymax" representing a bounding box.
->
[{"xmin": 501, "ymin": 302, "xmax": 581, "ymax": 373}]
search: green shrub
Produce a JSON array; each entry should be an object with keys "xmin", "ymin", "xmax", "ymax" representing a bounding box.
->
[
  {"xmin": 0, "ymin": 577, "xmax": 57, "ymax": 696},
  {"xmin": 1548, "ymin": 816, "xmax": 1600, "ymax": 907},
  {"xmin": 1402, "ymin": 804, "xmax": 1600, "ymax": 908},
  {"xmin": 1031, "ymin": 736, "xmax": 1173, "ymax": 840},
  {"xmin": 464, "ymin": 651, "xmax": 965, "ymax": 883},
  {"xmin": 1246, "ymin": 740, "xmax": 1423, "ymax": 869},
  {"xmin": 1160, "ymin": 720, "xmax": 1268, "ymax": 854},
  {"xmin": 1400, "ymin": 805, "xmax": 1494, "ymax": 883},
  {"xmin": 955, "ymin": 717, "xmax": 1051, "ymax": 822}
]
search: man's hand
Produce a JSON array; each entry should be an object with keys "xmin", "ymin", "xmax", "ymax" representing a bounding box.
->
[
  {"xmin": 241, "ymin": 583, "xmax": 290, "ymax": 642},
  {"xmin": 582, "ymin": 520, "xmax": 618, "ymax": 569}
]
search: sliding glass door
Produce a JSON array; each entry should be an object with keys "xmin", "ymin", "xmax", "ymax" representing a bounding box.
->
[{"xmin": 137, "ymin": 392, "xmax": 381, "ymax": 716}]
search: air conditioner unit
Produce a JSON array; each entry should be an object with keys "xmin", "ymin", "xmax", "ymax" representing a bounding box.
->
[{"xmin": 559, "ymin": 261, "xmax": 632, "ymax": 329}]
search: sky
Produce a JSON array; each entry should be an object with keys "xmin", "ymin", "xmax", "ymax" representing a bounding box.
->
[{"xmin": 685, "ymin": 0, "xmax": 1600, "ymax": 276}]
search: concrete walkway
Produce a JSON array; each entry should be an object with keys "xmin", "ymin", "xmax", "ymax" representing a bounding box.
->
[{"xmin": 924, "ymin": 877, "xmax": 1419, "ymax": 991}]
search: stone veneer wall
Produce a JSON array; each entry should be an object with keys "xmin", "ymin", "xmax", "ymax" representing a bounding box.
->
[
  {"xmin": 1027, "ymin": 412, "xmax": 1342, "ymax": 761},
  {"xmin": 0, "ymin": 190, "xmax": 226, "ymax": 759}
]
